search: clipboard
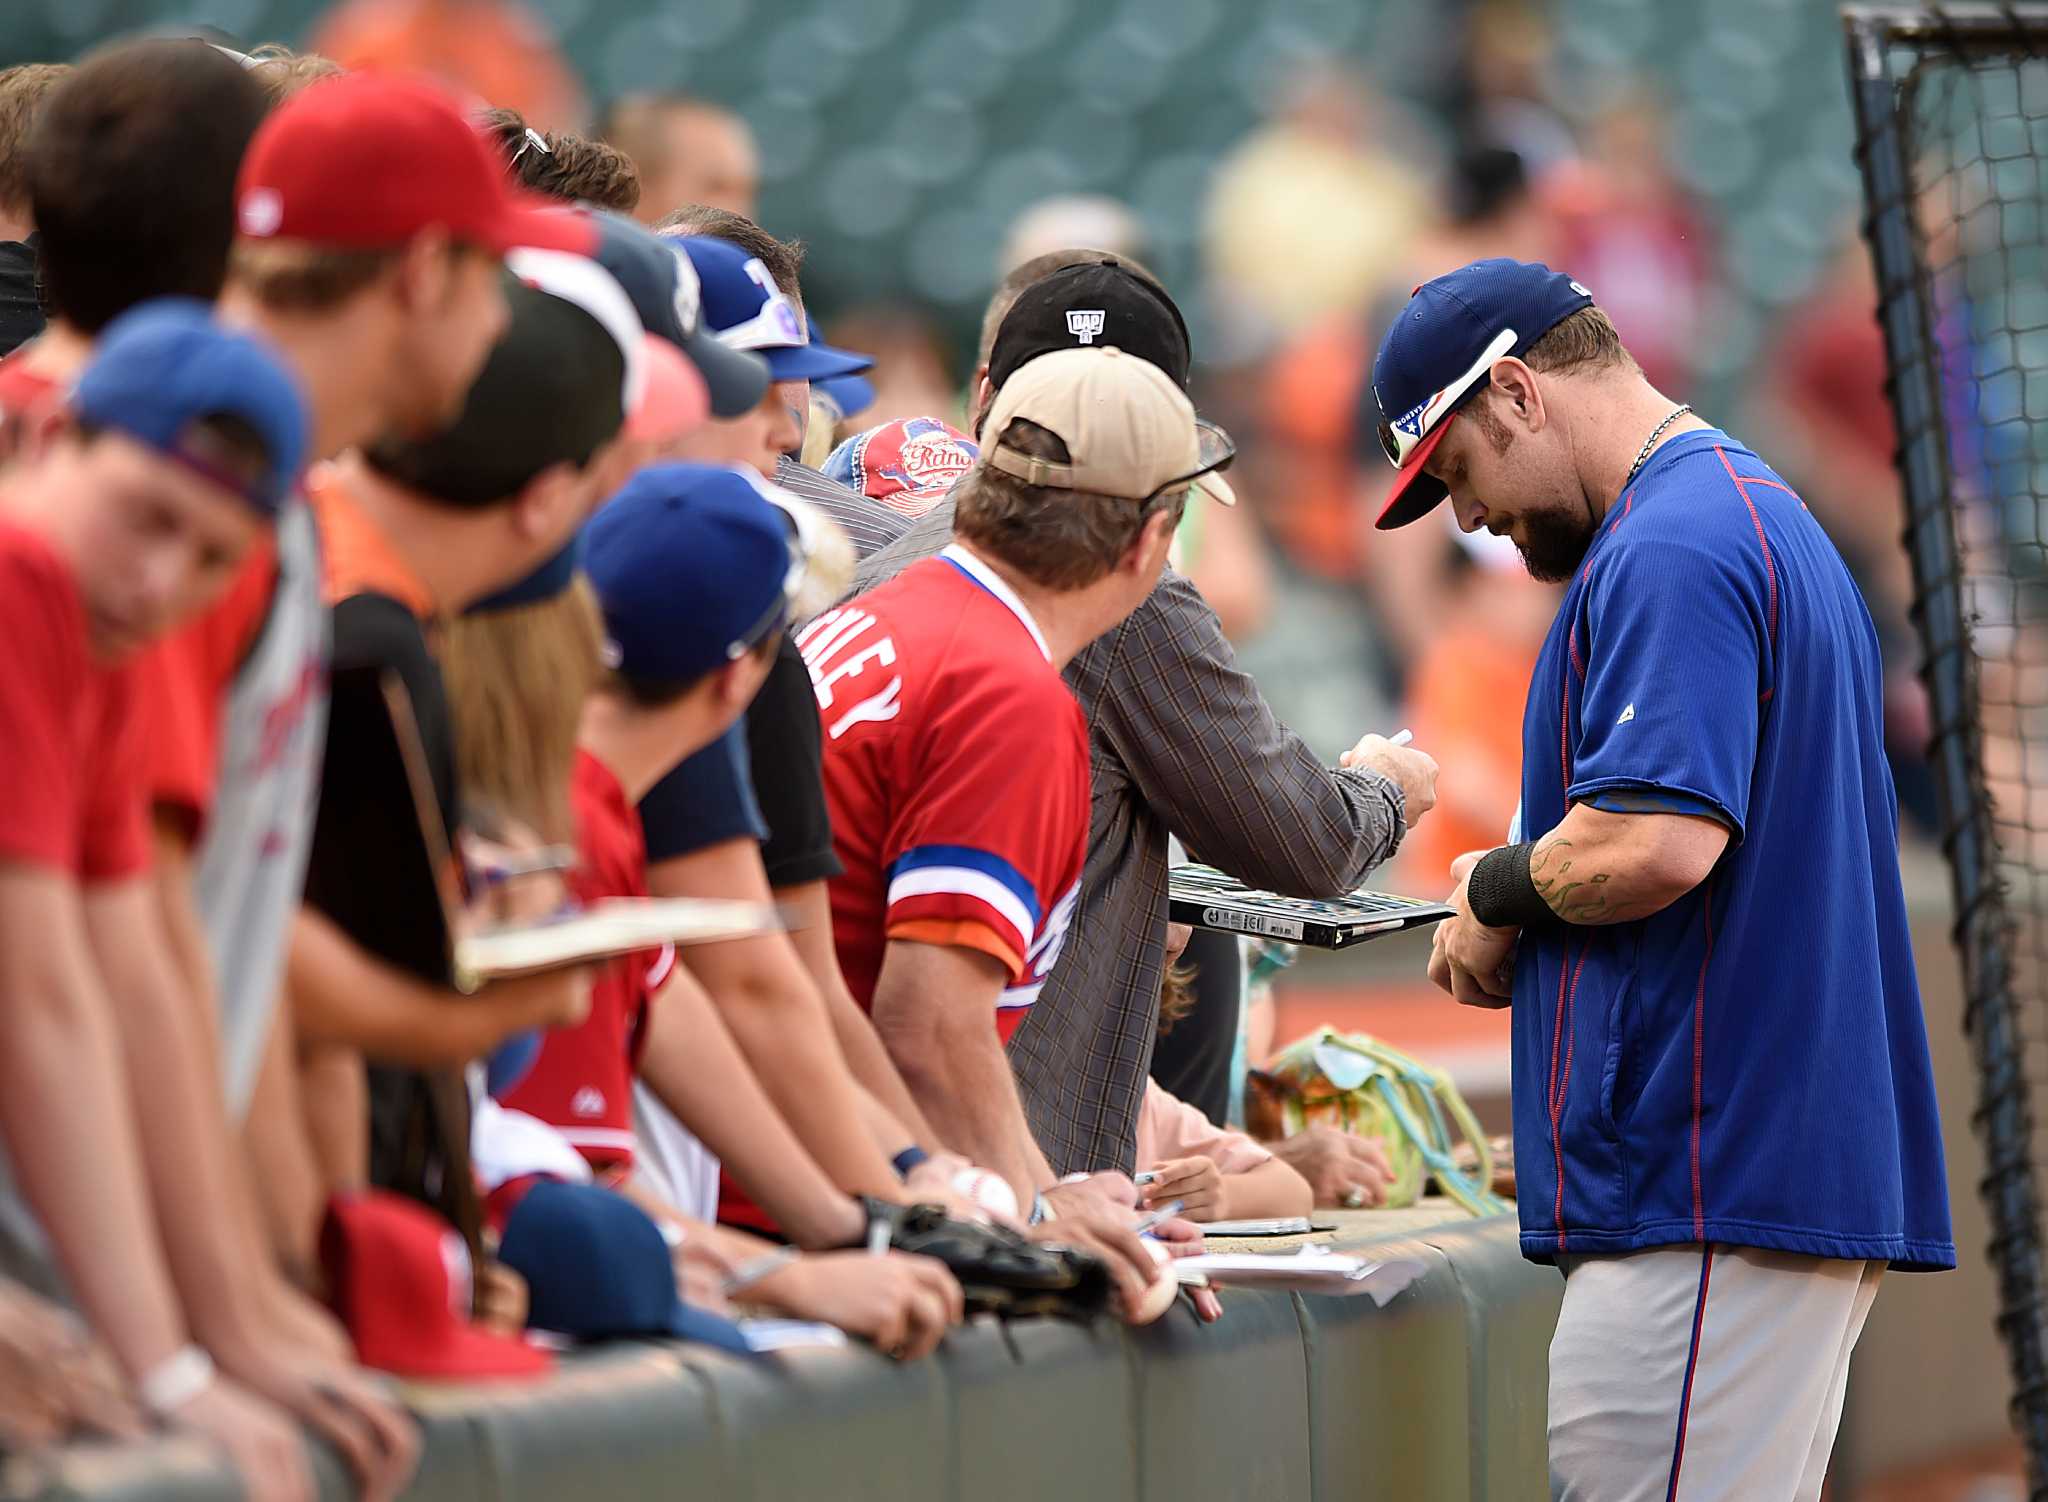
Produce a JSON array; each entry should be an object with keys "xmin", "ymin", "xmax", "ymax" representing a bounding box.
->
[{"xmin": 1167, "ymin": 864, "xmax": 1455, "ymax": 950}]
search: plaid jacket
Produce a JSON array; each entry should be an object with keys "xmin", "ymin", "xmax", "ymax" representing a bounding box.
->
[{"xmin": 852, "ymin": 501, "xmax": 1406, "ymax": 1174}]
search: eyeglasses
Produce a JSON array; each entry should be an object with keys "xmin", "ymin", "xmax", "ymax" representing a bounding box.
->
[{"xmin": 1137, "ymin": 417, "xmax": 1237, "ymax": 508}]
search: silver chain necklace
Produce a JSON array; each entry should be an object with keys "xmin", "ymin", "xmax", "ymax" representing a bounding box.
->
[{"xmin": 1625, "ymin": 404, "xmax": 1692, "ymax": 486}]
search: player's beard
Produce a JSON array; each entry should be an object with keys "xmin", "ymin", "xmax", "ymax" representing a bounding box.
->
[{"xmin": 1516, "ymin": 507, "xmax": 1597, "ymax": 583}]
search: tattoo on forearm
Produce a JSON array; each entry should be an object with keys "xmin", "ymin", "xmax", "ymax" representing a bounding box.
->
[{"xmin": 1528, "ymin": 838, "xmax": 1665, "ymax": 925}]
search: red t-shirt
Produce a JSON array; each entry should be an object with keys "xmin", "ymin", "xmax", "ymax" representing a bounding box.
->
[
  {"xmin": 0, "ymin": 520, "xmax": 150, "ymax": 881},
  {"xmin": 496, "ymin": 749, "xmax": 671, "ymax": 1171}
]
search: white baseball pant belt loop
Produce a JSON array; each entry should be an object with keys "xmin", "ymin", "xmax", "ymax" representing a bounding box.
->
[{"xmin": 1547, "ymin": 1243, "xmax": 1882, "ymax": 1502}]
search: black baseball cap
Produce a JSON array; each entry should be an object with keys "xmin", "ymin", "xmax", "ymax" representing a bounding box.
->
[
  {"xmin": 988, "ymin": 260, "xmax": 1192, "ymax": 391},
  {"xmin": 364, "ymin": 270, "xmax": 626, "ymax": 507},
  {"xmin": 986, "ymin": 260, "xmax": 1235, "ymax": 505}
]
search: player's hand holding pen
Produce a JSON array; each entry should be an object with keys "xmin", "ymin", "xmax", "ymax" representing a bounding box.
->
[{"xmin": 1340, "ymin": 727, "xmax": 1440, "ymax": 824}]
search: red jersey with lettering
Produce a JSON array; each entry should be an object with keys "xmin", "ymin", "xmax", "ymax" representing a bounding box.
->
[
  {"xmin": 795, "ymin": 543, "xmax": 1088, "ymax": 1043},
  {"xmin": 0, "ymin": 519, "xmax": 150, "ymax": 881},
  {"xmin": 496, "ymin": 750, "xmax": 673, "ymax": 1171}
]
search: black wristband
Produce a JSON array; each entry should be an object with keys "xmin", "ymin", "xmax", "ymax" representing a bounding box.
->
[{"xmin": 1466, "ymin": 842, "xmax": 1555, "ymax": 929}]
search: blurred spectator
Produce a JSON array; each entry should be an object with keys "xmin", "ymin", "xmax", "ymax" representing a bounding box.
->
[
  {"xmin": 1460, "ymin": 1, "xmax": 1575, "ymax": 176},
  {"xmin": 311, "ymin": 0, "xmax": 584, "ymax": 131},
  {"xmin": 1397, "ymin": 528, "xmax": 1557, "ymax": 893},
  {"xmin": 600, "ymin": 94, "xmax": 759, "ymax": 223},
  {"xmin": 1205, "ymin": 61, "xmax": 1432, "ymax": 347},
  {"xmin": 822, "ymin": 304, "xmax": 961, "ymax": 437},
  {"xmin": 479, "ymin": 107, "xmax": 641, "ymax": 215},
  {"xmin": 999, "ymin": 195, "xmax": 1148, "ymax": 275},
  {"xmin": 1540, "ymin": 89, "xmax": 1713, "ymax": 397},
  {"xmin": 0, "ymin": 303, "xmax": 379, "ymax": 1502},
  {"xmin": 0, "ymin": 62, "xmax": 67, "ymax": 356}
]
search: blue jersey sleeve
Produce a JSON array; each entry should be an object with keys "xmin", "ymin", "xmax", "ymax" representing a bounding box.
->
[{"xmin": 1567, "ymin": 537, "xmax": 1768, "ymax": 840}]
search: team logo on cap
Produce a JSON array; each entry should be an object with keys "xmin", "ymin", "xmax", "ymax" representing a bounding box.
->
[
  {"xmin": 239, "ymin": 188, "xmax": 283, "ymax": 238},
  {"xmin": 1066, "ymin": 309, "xmax": 1107, "ymax": 344}
]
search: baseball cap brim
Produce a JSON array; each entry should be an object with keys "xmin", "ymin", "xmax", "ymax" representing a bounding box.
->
[
  {"xmin": 685, "ymin": 327, "xmax": 772, "ymax": 418},
  {"xmin": 1374, "ymin": 415, "xmax": 1455, "ymax": 530},
  {"xmin": 482, "ymin": 195, "xmax": 600, "ymax": 258},
  {"xmin": 382, "ymin": 1325, "xmax": 555, "ymax": 1381},
  {"xmin": 666, "ymin": 1303, "xmax": 754, "ymax": 1356},
  {"xmin": 629, "ymin": 334, "xmax": 710, "ymax": 443},
  {"xmin": 760, "ymin": 341, "xmax": 876, "ymax": 382}
]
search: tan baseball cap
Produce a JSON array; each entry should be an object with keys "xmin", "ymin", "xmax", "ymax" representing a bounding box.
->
[{"xmin": 982, "ymin": 346, "xmax": 1236, "ymax": 505}]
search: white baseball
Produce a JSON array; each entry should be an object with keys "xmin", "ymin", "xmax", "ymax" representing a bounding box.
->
[
  {"xmin": 1124, "ymin": 1236, "xmax": 1179, "ymax": 1325},
  {"xmin": 950, "ymin": 1167, "xmax": 1020, "ymax": 1222}
]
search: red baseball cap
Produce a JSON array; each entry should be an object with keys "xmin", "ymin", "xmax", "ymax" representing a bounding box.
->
[
  {"xmin": 321, "ymin": 1190, "xmax": 552, "ymax": 1381},
  {"xmin": 236, "ymin": 72, "xmax": 594, "ymax": 258}
]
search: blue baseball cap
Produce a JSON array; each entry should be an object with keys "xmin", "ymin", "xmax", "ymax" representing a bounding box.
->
[
  {"xmin": 1370, "ymin": 258, "xmax": 1593, "ymax": 530},
  {"xmin": 678, "ymin": 236, "xmax": 875, "ymax": 384},
  {"xmin": 583, "ymin": 462, "xmax": 803, "ymax": 685},
  {"xmin": 497, "ymin": 1179, "xmax": 752, "ymax": 1355},
  {"xmin": 73, "ymin": 297, "xmax": 309, "ymax": 516}
]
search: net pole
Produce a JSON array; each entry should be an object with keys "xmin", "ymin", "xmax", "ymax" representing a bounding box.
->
[{"xmin": 1844, "ymin": 8, "xmax": 2048, "ymax": 1488}]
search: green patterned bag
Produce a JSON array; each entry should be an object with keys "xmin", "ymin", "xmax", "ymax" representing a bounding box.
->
[{"xmin": 1249, "ymin": 1027, "xmax": 1509, "ymax": 1218}]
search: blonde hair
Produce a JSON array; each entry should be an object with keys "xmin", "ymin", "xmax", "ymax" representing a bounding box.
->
[{"xmin": 438, "ymin": 578, "xmax": 608, "ymax": 844}]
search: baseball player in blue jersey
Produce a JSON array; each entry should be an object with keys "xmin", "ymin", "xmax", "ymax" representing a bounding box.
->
[{"xmin": 1372, "ymin": 260, "xmax": 1954, "ymax": 1501}]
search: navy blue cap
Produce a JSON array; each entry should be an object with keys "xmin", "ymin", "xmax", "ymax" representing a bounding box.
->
[
  {"xmin": 588, "ymin": 211, "xmax": 770, "ymax": 419},
  {"xmin": 1370, "ymin": 258, "xmax": 1593, "ymax": 530},
  {"xmin": 583, "ymin": 462, "xmax": 800, "ymax": 686},
  {"xmin": 465, "ymin": 531, "xmax": 584, "ymax": 615},
  {"xmin": 497, "ymin": 1179, "xmax": 752, "ymax": 1354},
  {"xmin": 678, "ymin": 236, "xmax": 874, "ymax": 383},
  {"xmin": 73, "ymin": 297, "xmax": 309, "ymax": 516}
]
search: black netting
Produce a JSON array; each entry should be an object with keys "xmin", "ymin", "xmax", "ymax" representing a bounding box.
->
[{"xmin": 1850, "ymin": 7, "xmax": 2048, "ymax": 1492}]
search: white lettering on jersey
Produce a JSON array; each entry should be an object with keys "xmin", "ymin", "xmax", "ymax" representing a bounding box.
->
[
  {"xmin": 829, "ymin": 676, "xmax": 903, "ymax": 740},
  {"xmin": 1616, "ymin": 702, "xmax": 1636, "ymax": 726},
  {"xmin": 800, "ymin": 605, "xmax": 903, "ymax": 737},
  {"xmin": 1000, "ymin": 879, "xmax": 1080, "ymax": 1011}
]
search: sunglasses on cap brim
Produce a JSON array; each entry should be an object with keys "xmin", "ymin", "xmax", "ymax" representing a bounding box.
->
[
  {"xmin": 1376, "ymin": 326, "xmax": 1519, "ymax": 470},
  {"xmin": 1138, "ymin": 417, "xmax": 1237, "ymax": 507}
]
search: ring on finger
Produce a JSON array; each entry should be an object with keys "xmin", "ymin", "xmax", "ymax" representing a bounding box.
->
[{"xmin": 1341, "ymin": 1188, "xmax": 1366, "ymax": 1209}]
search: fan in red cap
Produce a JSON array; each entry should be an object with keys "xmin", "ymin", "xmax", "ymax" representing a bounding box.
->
[{"xmin": 236, "ymin": 71, "xmax": 594, "ymax": 257}]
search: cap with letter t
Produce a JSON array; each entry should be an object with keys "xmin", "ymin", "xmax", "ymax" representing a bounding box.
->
[
  {"xmin": 582, "ymin": 462, "xmax": 812, "ymax": 686},
  {"xmin": 72, "ymin": 296, "xmax": 309, "ymax": 516},
  {"xmin": 1371, "ymin": 257, "xmax": 1593, "ymax": 530},
  {"xmin": 980, "ymin": 346, "xmax": 1234, "ymax": 507}
]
